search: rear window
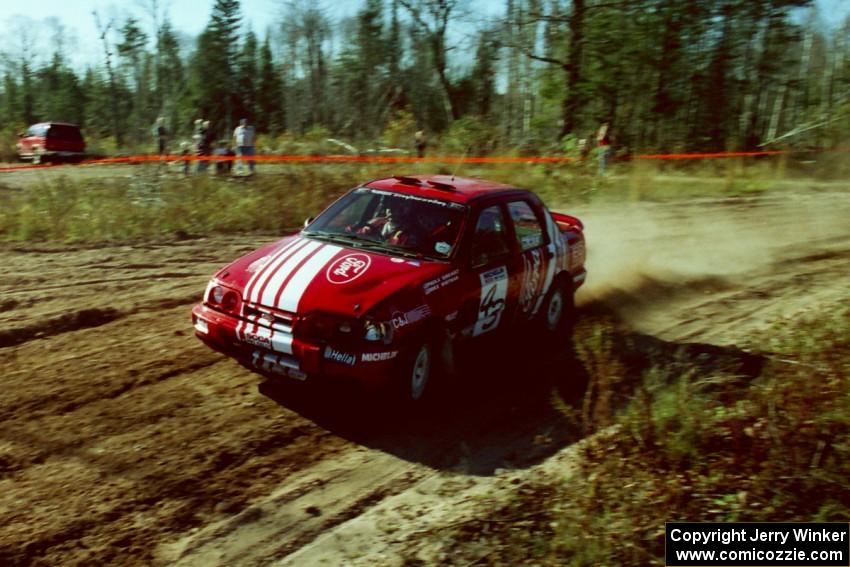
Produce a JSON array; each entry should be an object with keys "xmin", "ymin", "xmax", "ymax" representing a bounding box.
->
[{"xmin": 46, "ymin": 125, "xmax": 83, "ymax": 141}]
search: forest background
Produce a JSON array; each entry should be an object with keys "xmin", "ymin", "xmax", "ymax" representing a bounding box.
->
[{"xmin": 1, "ymin": 0, "xmax": 849, "ymax": 160}]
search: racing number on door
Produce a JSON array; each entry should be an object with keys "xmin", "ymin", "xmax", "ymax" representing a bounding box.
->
[{"xmin": 474, "ymin": 266, "xmax": 508, "ymax": 336}]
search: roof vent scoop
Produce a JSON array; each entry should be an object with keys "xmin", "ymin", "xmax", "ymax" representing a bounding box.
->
[
  {"xmin": 425, "ymin": 180, "xmax": 456, "ymax": 192},
  {"xmin": 392, "ymin": 175, "xmax": 423, "ymax": 186}
]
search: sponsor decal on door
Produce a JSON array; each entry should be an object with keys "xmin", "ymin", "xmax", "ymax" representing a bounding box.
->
[
  {"xmin": 519, "ymin": 248, "xmax": 545, "ymax": 316},
  {"xmin": 473, "ymin": 266, "xmax": 508, "ymax": 337}
]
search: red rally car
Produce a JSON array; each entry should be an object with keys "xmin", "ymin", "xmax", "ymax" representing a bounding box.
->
[{"xmin": 192, "ymin": 175, "xmax": 586, "ymax": 402}]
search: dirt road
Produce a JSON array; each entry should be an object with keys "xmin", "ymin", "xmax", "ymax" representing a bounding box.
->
[{"xmin": 2, "ymin": 189, "xmax": 849, "ymax": 566}]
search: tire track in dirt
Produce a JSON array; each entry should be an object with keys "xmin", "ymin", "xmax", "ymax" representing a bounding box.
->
[
  {"xmin": 162, "ymin": 450, "xmax": 428, "ymax": 566},
  {"xmin": 0, "ymin": 294, "xmax": 202, "ymax": 348},
  {"xmin": 0, "ymin": 341, "xmax": 349, "ymax": 566},
  {"xmin": 0, "ymin": 234, "xmax": 351, "ymax": 566}
]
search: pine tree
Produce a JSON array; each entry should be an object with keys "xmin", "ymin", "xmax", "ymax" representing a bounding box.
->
[
  {"xmin": 236, "ymin": 31, "xmax": 258, "ymax": 123},
  {"xmin": 3, "ymin": 74, "xmax": 20, "ymax": 127},
  {"xmin": 195, "ymin": 0, "xmax": 243, "ymax": 132},
  {"xmin": 156, "ymin": 21, "xmax": 185, "ymax": 134},
  {"xmin": 355, "ymin": 0, "xmax": 386, "ymax": 137},
  {"xmin": 256, "ymin": 36, "xmax": 284, "ymax": 134}
]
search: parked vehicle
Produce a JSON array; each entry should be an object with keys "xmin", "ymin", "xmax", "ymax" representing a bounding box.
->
[
  {"xmin": 192, "ymin": 175, "xmax": 587, "ymax": 402},
  {"xmin": 16, "ymin": 122, "xmax": 86, "ymax": 164}
]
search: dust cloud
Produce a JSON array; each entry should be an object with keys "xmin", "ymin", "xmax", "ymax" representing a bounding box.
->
[{"xmin": 564, "ymin": 192, "xmax": 850, "ymax": 315}]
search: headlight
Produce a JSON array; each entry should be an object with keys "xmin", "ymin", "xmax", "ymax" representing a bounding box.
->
[
  {"xmin": 206, "ymin": 281, "xmax": 241, "ymax": 314},
  {"xmin": 363, "ymin": 319, "xmax": 393, "ymax": 343}
]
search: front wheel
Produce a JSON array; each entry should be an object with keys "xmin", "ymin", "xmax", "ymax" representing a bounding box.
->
[
  {"xmin": 540, "ymin": 279, "xmax": 574, "ymax": 333},
  {"xmin": 406, "ymin": 342, "xmax": 432, "ymax": 402}
]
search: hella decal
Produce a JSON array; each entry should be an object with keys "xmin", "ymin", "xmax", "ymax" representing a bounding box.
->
[
  {"xmin": 326, "ymin": 253, "xmax": 371, "ymax": 285},
  {"xmin": 362, "ymin": 351, "xmax": 398, "ymax": 362},
  {"xmin": 324, "ymin": 347, "xmax": 356, "ymax": 366}
]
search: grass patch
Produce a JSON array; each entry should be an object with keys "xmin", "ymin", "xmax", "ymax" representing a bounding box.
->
[
  {"xmin": 439, "ymin": 306, "xmax": 850, "ymax": 566},
  {"xmin": 1, "ymin": 159, "xmax": 848, "ymax": 244}
]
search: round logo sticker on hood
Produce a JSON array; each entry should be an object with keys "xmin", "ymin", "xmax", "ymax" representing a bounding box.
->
[{"xmin": 326, "ymin": 253, "xmax": 372, "ymax": 284}]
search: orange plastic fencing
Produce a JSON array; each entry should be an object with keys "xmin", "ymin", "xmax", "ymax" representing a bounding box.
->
[{"xmin": 0, "ymin": 147, "xmax": 841, "ymax": 173}]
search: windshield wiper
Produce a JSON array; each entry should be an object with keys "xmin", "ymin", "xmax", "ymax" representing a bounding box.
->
[
  {"xmin": 354, "ymin": 240, "xmax": 430, "ymax": 260},
  {"xmin": 305, "ymin": 231, "xmax": 440, "ymax": 261},
  {"xmin": 302, "ymin": 230, "xmax": 364, "ymax": 247}
]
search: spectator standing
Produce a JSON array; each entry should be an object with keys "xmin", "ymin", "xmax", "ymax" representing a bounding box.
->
[
  {"xmin": 232, "ymin": 118, "xmax": 256, "ymax": 175},
  {"xmin": 179, "ymin": 141, "xmax": 191, "ymax": 176},
  {"xmin": 192, "ymin": 118, "xmax": 204, "ymax": 151},
  {"xmin": 213, "ymin": 141, "xmax": 235, "ymax": 175},
  {"xmin": 152, "ymin": 116, "xmax": 168, "ymax": 155},
  {"xmin": 577, "ymin": 138, "xmax": 589, "ymax": 159},
  {"xmin": 414, "ymin": 130, "xmax": 427, "ymax": 158},
  {"xmin": 197, "ymin": 120, "xmax": 214, "ymax": 174},
  {"xmin": 596, "ymin": 122, "xmax": 612, "ymax": 176}
]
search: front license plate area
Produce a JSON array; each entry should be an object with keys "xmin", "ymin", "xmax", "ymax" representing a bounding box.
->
[{"xmin": 250, "ymin": 350, "xmax": 307, "ymax": 381}]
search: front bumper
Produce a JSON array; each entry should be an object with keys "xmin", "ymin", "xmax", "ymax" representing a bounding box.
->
[
  {"xmin": 191, "ymin": 304, "xmax": 399, "ymax": 390},
  {"xmin": 19, "ymin": 150, "xmax": 86, "ymax": 159}
]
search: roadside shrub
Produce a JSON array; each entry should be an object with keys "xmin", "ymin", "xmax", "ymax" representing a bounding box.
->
[
  {"xmin": 381, "ymin": 110, "xmax": 418, "ymax": 150},
  {"xmin": 0, "ymin": 124, "xmax": 25, "ymax": 163},
  {"xmin": 439, "ymin": 116, "xmax": 500, "ymax": 155}
]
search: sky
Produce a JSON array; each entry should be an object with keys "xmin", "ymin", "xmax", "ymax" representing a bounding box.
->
[{"xmin": 0, "ymin": 0, "xmax": 847, "ymax": 69}]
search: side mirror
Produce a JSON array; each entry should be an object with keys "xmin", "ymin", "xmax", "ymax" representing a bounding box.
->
[{"xmin": 303, "ymin": 217, "xmax": 314, "ymax": 228}]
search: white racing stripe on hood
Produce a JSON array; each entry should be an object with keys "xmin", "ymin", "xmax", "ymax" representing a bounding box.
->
[
  {"xmin": 249, "ymin": 238, "xmax": 311, "ymax": 304},
  {"xmin": 247, "ymin": 238, "xmax": 312, "ymax": 305},
  {"xmin": 258, "ymin": 240, "xmax": 323, "ymax": 307},
  {"xmin": 239, "ymin": 239, "xmax": 302, "ymax": 338},
  {"xmin": 277, "ymin": 244, "xmax": 343, "ymax": 312},
  {"xmin": 243, "ymin": 237, "xmax": 304, "ymax": 302}
]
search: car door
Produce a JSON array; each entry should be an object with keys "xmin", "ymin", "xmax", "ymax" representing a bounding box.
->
[
  {"xmin": 505, "ymin": 199, "xmax": 552, "ymax": 321},
  {"xmin": 47, "ymin": 124, "xmax": 84, "ymax": 153},
  {"xmin": 455, "ymin": 202, "xmax": 522, "ymax": 339}
]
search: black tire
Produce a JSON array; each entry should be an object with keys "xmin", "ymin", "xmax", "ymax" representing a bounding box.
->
[
  {"xmin": 539, "ymin": 276, "xmax": 574, "ymax": 334},
  {"xmin": 396, "ymin": 332, "xmax": 445, "ymax": 404}
]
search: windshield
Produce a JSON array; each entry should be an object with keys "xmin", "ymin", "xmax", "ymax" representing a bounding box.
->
[{"xmin": 303, "ymin": 187, "xmax": 468, "ymax": 260}]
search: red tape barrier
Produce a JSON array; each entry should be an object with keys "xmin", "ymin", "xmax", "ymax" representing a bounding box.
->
[{"xmin": 1, "ymin": 147, "xmax": 845, "ymax": 173}]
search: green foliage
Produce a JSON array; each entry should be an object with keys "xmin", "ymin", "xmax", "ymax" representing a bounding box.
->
[
  {"xmin": 1, "ymin": 0, "xmax": 837, "ymax": 154},
  {"xmin": 438, "ymin": 304, "xmax": 850, "ymax": 565},
  {"xmin": 256, "ymin": 36, "xmax": 284, "ymax": 134},
  {"xmin": 439, "ymin": 116, "xmax": 499, "ymax": 155},
  {"xmin": 0, "ymin": 123, "xmax": 24, "ymax": 162},
  {"xmin": 381, "ymin": 110, "xmax": 417, "ymax": 148},
  {"xmin": 1, "ymin": 158, "xmax": 826, "ymax": 245}
]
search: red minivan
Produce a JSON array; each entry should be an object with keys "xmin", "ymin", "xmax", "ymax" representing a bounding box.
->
[{"xmin": 17, "ymin": 122, "xmax": 86, "ymax": 164}]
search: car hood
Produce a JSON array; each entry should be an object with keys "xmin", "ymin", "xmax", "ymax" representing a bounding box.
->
[{"xmin": 215, "ymin": 234, "xmax": 449, "ymax": 317}]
